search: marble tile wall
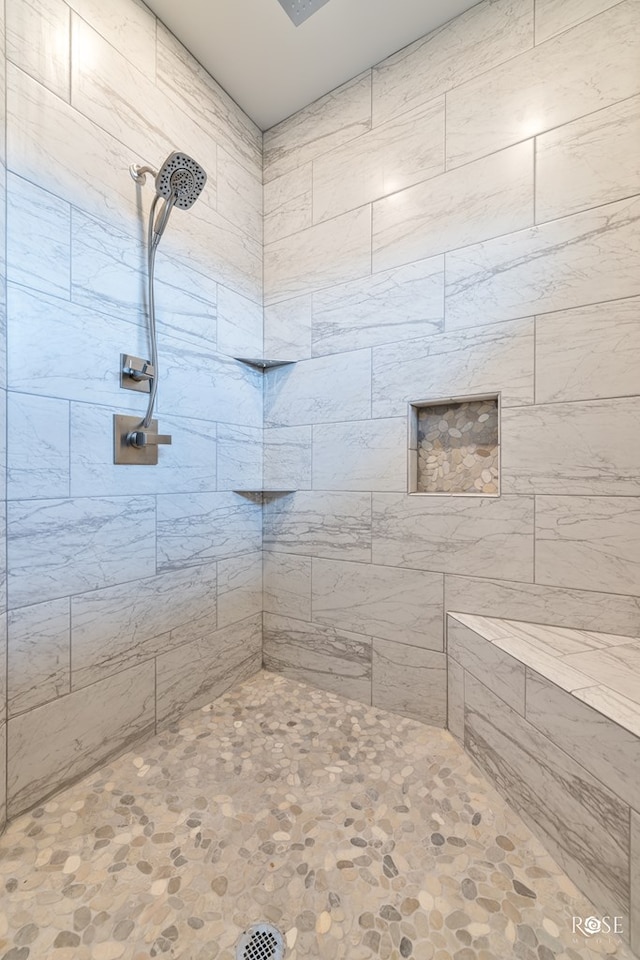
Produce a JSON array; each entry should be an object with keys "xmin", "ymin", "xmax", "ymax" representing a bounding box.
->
[
  {"xmin": 2, "ymin": 0, "xmax": 263, "ymax": 821},
  {"xmin": 0, "ymin": 0, "xmax": 7, "ymax": 831},
  {"xmin": 262, "ymin": 0, "xmax": 640, "ymax": 722}
]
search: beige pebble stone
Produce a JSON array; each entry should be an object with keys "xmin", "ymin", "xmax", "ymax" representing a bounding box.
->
[
  {"xmin": 316, "ymin": 911, "xmax": 331, "ymax": 934},
  {"xmin": 92, "ymin": 944, "xmax": 126, "ymax": 960},
  {"xmin": 286, "ymin": 928, "xmax": 298, "ymax": 948}
]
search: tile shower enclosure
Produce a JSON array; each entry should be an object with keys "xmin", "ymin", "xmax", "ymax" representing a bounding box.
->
[{"xmin": 0, "ymin": 0, "xmax": 639, "ymax": 878}]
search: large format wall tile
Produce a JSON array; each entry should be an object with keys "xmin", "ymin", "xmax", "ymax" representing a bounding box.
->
[
  {"xmin": 312, "ymin": 558, "xmax": 443, "ymax": 650},
  {"xmin": 67, "ymin": 0, "xmax": 157, "ymax": 79},
  {"xmin": 6, "ymin": 0, "xmax": 70, "ymax": 100},
  {"xmin": 8, "ymin": 393, "xmax": 70, "ymax": 499},
  {"xmin": 446, "ymin": 196, "xmax": 640, "ymax": 329},
  {"xmin": 536, "ymin": 97, "xmax": 640, "ymax": 223},
  {"xmin": 525, "ymin": 669, "xmax": 640, "ymax": 810},
  {"xmin": 217, "ymin": 553, "xmax": 262, "ymax": 629},
  {"xmin": 561, "ymin": 644, "xmax": 640, "ymax": 706},
  {"xmin": 263, "ymin": 552, "xmax": 312, "ymax": 622},
  {"xmin": 70, "ymin": 563, "xmax": 218, "ymax": 689},
  {"xmin": 313, "ymin": 98, "xmax": 444, "ymax": 224},
  {"xmin": 535, "ymin": 0, "xmax": 624, "ymax": 45},
  {"xmin": 446, "ymin": 1, "xmax": 640, "ymax": 167},
  {"xmin": 447, "ymin": 656, "xmax": 465, "ymax": 743},
  {"xmin": 373, "ymin": 142, "xmax": 533, "ymax": 272},
  {"xmin": 217, "ymin": 423, "xmax": 261, "ymax": 492},
  {"xmin": 535, "ymin": 496, "xmax": 640, "ymax": 595},
  {"xmin": 8, "ymin": 496, "xmax": 156, "ymax": 608},
  {"xmin": 312, "ymin": 418, "xmax": 406, "ymax": 492},
  {"xmin": 535, "ymin": 298, "xmax": 640, "ymax": 403},
  {"xmin": 311, "ymin": 256, "xmax": 444, "ymax": 356},
  {"xmin": 265, "ymin": 349, "xmax": 371, "ymax": 427},
  {"xmin": 263, "ymin": 426, "xmax": 312, "ymax": 491},
  {"xmin": 372, "ymin": 639, "xmax": 446, "ymax": 726},
  {"xmin": 464, "ymin": 673, "xmax": 630, "ymax": 921},
  {"xmin": 216, "ymin": 285, "xmax": 262, "ymax": 358},
  {"xmin": 445, "ymin": 575, "xmax": 640, "ymax": 638},
  {"xmin": 263, "ymin": 613, "xmax": 372, "ymax": 703},
  {"xmin": 263, "ymin": 164, "xmax": 312, "ymax": 245},
  {"xmin": 264, "ymin": 206, "xmax": 371, "ymax": 304},
  {"xmin": 447, "ymin": 618, "xmax": 525, "ymax": 713},
  {"xmin": 156, "ymin": 492, "xmax": 262, "ymax": 571},
  {"xmin": 372, "ymin": 0, "xmax": 533, "ymax": 127},
  {"xmin": 372, "ymin": 319, "xmax": 534, "ymax": 416},
  {"xmin": 264, "ymin": 70, "xmax": 371, "ymax": 182},
  {"xmin": 373, "ymin": 494, "xmax": 534, "ymax": 581},
  {"xmin": 263, "ymin": 491, "xmax": 372, "ymax": 562},
  {"xmin": 264, "ymin": 296, "xmax": 312, "ymax": 362},
  {"xmin": 7, "ymin": 661, "xmax": 155, "ymax": 818},
  {"xmin": 501, "ymin": 399, "xmax": 640, "ymax": 495},
  {"xmin": 156, "ymin": 615, "xmax": 261, "ymax": 728},
  {"xmin": 6, "ymin": 172, "xmax": 71, "ymax": 297},
  {"xmin": 0, "ymin": 724, "xmax": 5, "ymax": 828},
  {"xmin": 8, "ymin": 598, "xmax": 70, "ymax": 716}
]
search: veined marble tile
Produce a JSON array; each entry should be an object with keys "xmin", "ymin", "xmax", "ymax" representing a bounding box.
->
[
  {"xmin": 447, "ymin": 655, "xmax": 465, "ymax": 743},
  {"xmin": 8, "ymin": 284, "xmax": 147, "ymax": 410},
  {"xmin": 263, "ymin": 426, "xmax": 312, "ymax": 491},
  {"xmin": 8, "ymin": 598, "xmax": 70, "ymax": 716},
  {"xmin": 7, "ymin": 661, "xmax": 155, "ymax": 818},
  {"xmin": 526, "ymin": 669, "xmax": 640, "ymax": 810},
  {"xmin": 535, "ymin": 0, "xmax": 623, "ymax": 43},
  {"xmin": 217, "ymin": 553, "xmax": 262, "ymax": 629},
  {"xmin": 0, "ymin": 723, "xmax": 5, "ymax": 828},
  {"xmin": 447, "ymin": 618, "xmax": 525, "ymax": 714},
  {"xmin": 537, "ymin": 97, "xmax": 640, "ymax": 223},
  {"xmin": 312, "ymin": 558, "xmax": 443, "ymax": 650},
  {"xmin": 217, "ymin": 423, "xmax": 262, "ymax": 492},
  {"xmin": 216, "ymin": 146, "xmax": 262, "ymax": 245},
  {"xmin": 66, "ymin": 0, "xmax": 156, "ymax": 79},
  {"xmin": 502, "ymin": 399, "xmax": 640, "ymax": 495},
  {"xmin": 372, "ymin": 0, "xmax": 533, "ymax": 127},
  {"xmin": 311, "ymin": 256, "xmax": 444, "ymax": 356},
  {"xmin": 313, "ymin": 98, "xmax": 445, "ymax": 224},
  {"xmin": 8, "ymin": 65, "xmax": 139, "ymax": 235},
  {"xmin": 263, "ymin": 613, "xmax": 372, "ymax": 704},
  {"xmin": 312, "ymin": 418, "xmax": 406, "ymax": 492},
  {"xmin": 536, "ymin": 495, "xmax": 640, "ymax": 595},
  {"xmin": 8, "ymin": 393, "xmax": 69, "ymax": 500},
  {"xmin": 445, "ymin": 575, "xmax": 640, "ymax": 639},
  {"xmin": 372, "ymin": 639, "xmax": 446, "ymax": 726},
  {"xmin": 264, "ymin": 164, "xmax": 313, "ymax": 244},
  {"xmin": 446, "ymin": 196, "xmax": 640, "ymax": 329},
  {"xmin": 156, "ymin": 21, "xmax": 261, "ymax": 175},
  {"xmin": 156, "ymin": 615, "xmax": 261, "ymax": 728},
  {"xmin": 264, "ymin": 70, "xmax": 371, "ymax": 183},
  {"xmin": 157, "ymin": 337, "xmax": 262, "ymax": 428},
  {"xmin": 265, "ymin": 349, "xmax": 371, "ymax": 427},
  {"xmin": 6, "ymin": 0, "xmax": 69, "ymax": 99},
  {"xmin": 372, "ymin": 318, "xmax": 533, "ymax": 417},
  {"xmin": 453, "ymin": 612, "xmax": 632, "ymax": 658},
  {"xmin": 536, "ymin": 298, "xmax": 640, "ymax": 403},
  {"xmin": 373, "ymin": 142, "xmax": 533, "ymax": 272},
  {"xmin": 372, "ymin": 493, "xmax": 534, "ymax": 581},
  {"xmin": 71, "ymin": 209, "xmax": 219, "ymax": 349},
  {"xmin": 446, "ymin": 1, "xmax": 640, "ymax": 168},
  {"xmin": 464, "ymin": 673, "xmax": 630, "ymax": 920},
  {"xmin": 264, "ymin": 206, "xmax": 372, "ymax": 305},
  {"xmin": 70, "ymin": 404, "xmax": 217, "ymax": 498},
  {"xmin": 575, "ymin": 686, "xmax": 640, "ymax": 740},
  {"xmin": 263, "ymin": 491, "xmax": 372, "ymax": 562},
  {"xmin": 263, "ymin": 552, "xmax": 312, "ymax": 621},
  {"xmin": 264, "ymin": 296, "xmax": 313, "ymax": 362},
  {"xmin": 70, "ymin": 563, "xmax": 217, "ymax": 690},
  {"xmin": 7, "ymin": 172, "xmax": 71, "ymax": 297},
  {"xmin": 632, "ymin": 811, "xmax": 640, "ymax": 954},
  {"xmin": 8, "ymin": 495, "xmax": 156, "ymax": 609},
  {"xmin": 483, "ymin": 634, "xmax": 598, "ymax": 694},
  {"xmin": 216, "ymin": 285, "xmax": 262, "ymax": 358},
  {"xmin": 562, "ymin": 644, "xmax": 640, "ymax": 706},
  {"xmin": 157, "ymin": 493, "xmax": 262, "ymax": 572}
]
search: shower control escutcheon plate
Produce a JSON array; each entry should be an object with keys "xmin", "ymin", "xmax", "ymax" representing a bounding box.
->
[{"xmin": 114, "ymin": 414, "xmax": 170, "ymax": 465}]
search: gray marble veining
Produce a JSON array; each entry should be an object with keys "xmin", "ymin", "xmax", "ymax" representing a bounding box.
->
[
  {"xmin": 7, "ymin": 0, "xmax": 70, "ymax": 99},
  {"xmin": 156, "ymin": 492, "xmax": 262, "ymax": 571},
  {"xmin": 217, "ymin": 553, "xmax": 263, "ymax": 629},
  {"xmin": 265, "ymin": 349, "xmax": 371, "ymax": 427},
  {"xmin": 6, "ymin": 172, "xmax": 70, "ymax": 297},
  {"xmin": 263, "ymin": 552, "xmax": 312, "ymax": 622},
  {"xmin": 312, "ymin": 418, "xmax": 406, "ymax": 492},
  {"xmin": 534, "ymin": 0, "xmax": 620, "ymax": 42},
  {"xmin": 448, "ymin": 617, "xmax": 525, "ymax": 714},
  {"xmin": 8, "ymin": 598, "xmax": 71, "ymax": 716},
  {"xmin": 263, "ymin": 426, "xmax": 312, "ymax": 492},
  {"xmin": 263, "ymin": 491, "xmax": 372, "ymax": 562},
  {"xmin": 372, "ymin": 639, "xmax": 446, "ymax": 726},
  {"xmin": 8, "ymin": 392, "xmax": 70, "ymax": 500}
]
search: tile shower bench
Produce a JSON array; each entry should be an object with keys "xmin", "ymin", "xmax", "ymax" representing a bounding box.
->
[{"xmin": 446, "ymin": 612, "xmax": 640, "ymax": 955}]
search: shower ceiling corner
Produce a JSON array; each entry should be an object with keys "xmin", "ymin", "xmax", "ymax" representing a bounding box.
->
[{"xmin": 275, "ymin": 0, "xmax": 331, "ymax": 26}]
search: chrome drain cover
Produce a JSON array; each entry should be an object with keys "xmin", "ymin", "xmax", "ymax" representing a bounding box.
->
[{"xmin": 236, "ymin": 923, "xmax": 285, "ymax": 960}]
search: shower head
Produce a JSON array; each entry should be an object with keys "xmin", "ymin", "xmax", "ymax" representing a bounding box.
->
[{"xmin": 155, "ymin": 151, "xmax": 207, "ymax": 210}]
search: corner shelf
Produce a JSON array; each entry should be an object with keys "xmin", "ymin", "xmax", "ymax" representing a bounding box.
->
[{"xmin": 235, "ymin": 358, "xmax": 296, "ymax": 370}]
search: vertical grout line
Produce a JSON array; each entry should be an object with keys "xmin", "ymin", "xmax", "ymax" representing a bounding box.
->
[
  {"xmin": 68, "ymin": 4, "xmax": 72, "ymax": 105},
  {"xmin": 443, "ymin": 92, "xmax": 447, "ymax": 173},
  {"xmin": 533, "ymin": 495, "xmax": 536, "ymax": 583},
  {"xmin": 4, "ymin": 0, "xmax": 9, "ymax": 824},
  {"xmin": 68, "ymin": 597, "xmax": 72, "ymax": 696}
]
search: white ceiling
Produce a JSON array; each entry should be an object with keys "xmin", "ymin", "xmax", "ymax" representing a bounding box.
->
[{"xmin": 145, "ymin": 0, "xmax": 481, "ymax": 130}]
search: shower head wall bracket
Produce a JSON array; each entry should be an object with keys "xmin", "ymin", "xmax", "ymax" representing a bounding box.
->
[{"xmin": 129, "ymin": 163, "xmax": 158, "ymax": 185}]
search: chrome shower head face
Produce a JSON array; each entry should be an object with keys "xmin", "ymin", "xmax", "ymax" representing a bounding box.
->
[{"xmin": 155, "ymin": 152, "xmax": 207, "ymax": 210}]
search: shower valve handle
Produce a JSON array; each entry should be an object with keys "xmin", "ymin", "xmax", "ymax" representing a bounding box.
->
[{"xmin": 127, "ymin": 430, "xmax": 172, "ymax": 449}]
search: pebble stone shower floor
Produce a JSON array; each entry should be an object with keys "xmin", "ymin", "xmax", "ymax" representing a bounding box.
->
[{"xmin": 0, "ymin": 671, "xmax": 635, "ymax": 960}]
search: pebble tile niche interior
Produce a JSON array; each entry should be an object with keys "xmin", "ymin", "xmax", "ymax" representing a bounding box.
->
[{"xmin": 411, "ymin": 397, "xmax": 499, "ymax": 495}]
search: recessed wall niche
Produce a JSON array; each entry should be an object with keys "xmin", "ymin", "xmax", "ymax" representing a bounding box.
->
[{"xmin": 408, "ymin": 395, "xmax": 500, "ymax": 496}]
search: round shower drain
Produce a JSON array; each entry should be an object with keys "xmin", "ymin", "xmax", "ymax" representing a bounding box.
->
[{"xmin": 236, "ymin": 923, "xmax": 285, "ymax": 960}]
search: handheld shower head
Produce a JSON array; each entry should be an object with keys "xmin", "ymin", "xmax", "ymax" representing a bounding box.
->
[{"xmin": 152, "ymin": 151, "xmax": 207, "ymax": 242}]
